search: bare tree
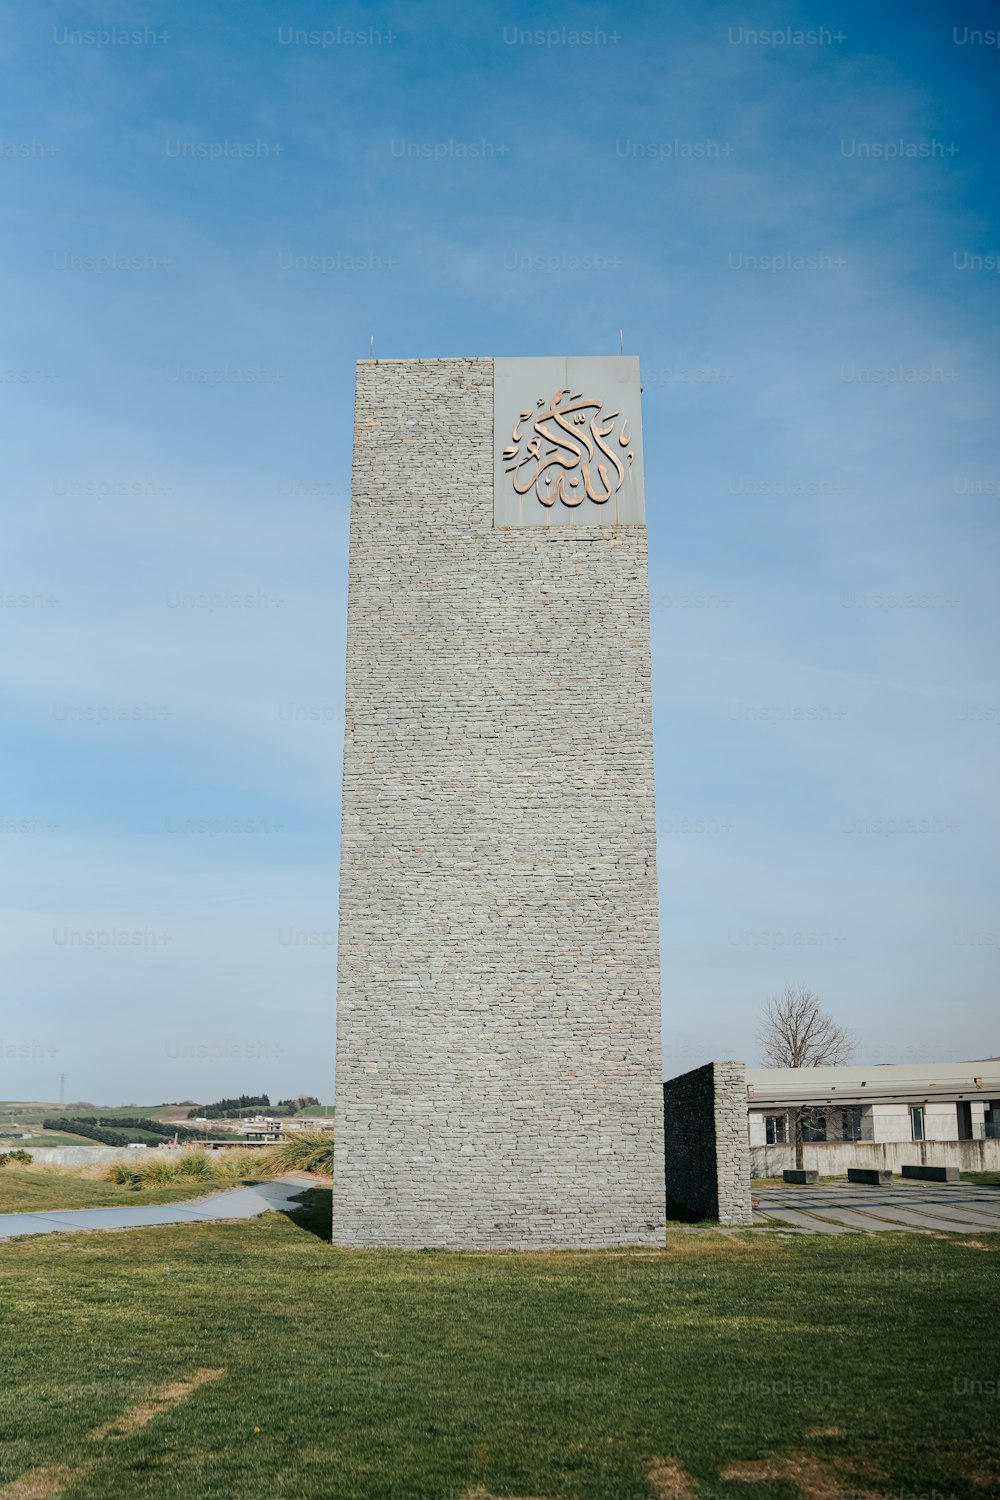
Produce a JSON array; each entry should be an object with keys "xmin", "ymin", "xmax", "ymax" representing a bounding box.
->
[
  {"xmin": 758, "ymin": 984, "xmax": 855, "ymax": 1069},
  {"xmin": 757, "ymin": 985, "xmax": 855, "ymax": 1167}
]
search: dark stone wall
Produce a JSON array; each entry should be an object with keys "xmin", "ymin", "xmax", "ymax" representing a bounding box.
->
[{"xmin": 664, "ymin": 1061, "xmax": 752, "ymax": 1226}]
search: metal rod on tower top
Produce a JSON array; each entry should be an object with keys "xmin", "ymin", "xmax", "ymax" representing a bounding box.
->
[{"xmin": 619, "ymin": 329, "xmax": 624, "ymax": 355}]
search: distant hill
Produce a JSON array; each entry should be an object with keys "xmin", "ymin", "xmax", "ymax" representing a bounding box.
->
[{"xmin": 1, "ymin": 1098, "xmax": 332, "ymax": 1123}]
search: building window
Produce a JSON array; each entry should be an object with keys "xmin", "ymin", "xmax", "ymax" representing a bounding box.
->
[
  {"xmin": 843, "ymin": 1108, "xmax": 862, "ymax": 1142},
  {"xmin": 802, "ymin": 1112, "xmax": 827, "ymax": 1143},
  {"xmin": 910, "ymin": 1106, "xmax": 925, "ymax": 1142},
  {"xmin": 765, "ymin": 1114, "xmax": 787, "ymax": 1145}
]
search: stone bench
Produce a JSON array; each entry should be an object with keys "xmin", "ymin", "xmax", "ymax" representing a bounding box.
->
[
  {"xmin": 847, "ymin": 1168, "xmax": 893, "ymax": 1185},
  {"xmin": 901, "ymin": 1164, "xmax": 959, "ymax": 1183},
  {"xmin": 782, "ymin": 1169, "xmax": 819, "ymax": 1185}
]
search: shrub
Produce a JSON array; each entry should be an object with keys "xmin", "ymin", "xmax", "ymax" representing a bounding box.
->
[
  {"xmin": 0, "ymin": 1149, "xmax": 33, "ymax": 1168},
  {"xmin": 107, "ymin": 1147, "xmax": 266, "ymax": 1189},
  {"xmin": 203, "ymin": 1149, "xmax": 266, "ymax": 1180},
  {"xmin": 109, "ymin": 1149, "xmax": 216, "ymax": 1188},
  {"xmin": 104, "ymin": 1134, "xmax": 333, "ymax": 1191},
  {"xmin": 266, "ymin": 1130, "xmax": 334, "ymax": 1176}
]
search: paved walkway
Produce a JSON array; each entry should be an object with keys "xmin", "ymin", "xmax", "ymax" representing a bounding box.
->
[
  {"xmin": 754, "ymin": 1179, "xmax": 1000, "ymax": 1234},
  {"xmin": 0, "ymin": 1178, "xmax": 308, "ymax": 1242}
]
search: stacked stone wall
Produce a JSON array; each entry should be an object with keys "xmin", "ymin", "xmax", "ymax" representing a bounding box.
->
[{"xmin": 332, "ymin": 357, "xmax": 665, "ymax": 1248}]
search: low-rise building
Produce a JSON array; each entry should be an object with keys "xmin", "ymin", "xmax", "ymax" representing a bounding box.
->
[
  {"xmin": 747, "ymin": 1059, "xmax": 1000, "ymax": 1176},
  {"xmin": 241, "ymin": 1116, "xmax": 335, "ymax": 1141}
]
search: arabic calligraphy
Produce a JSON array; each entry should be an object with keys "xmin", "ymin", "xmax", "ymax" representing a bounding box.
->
[{"xmin": 502, "ymin": 388, "xmax": 634, "ymax": 508}]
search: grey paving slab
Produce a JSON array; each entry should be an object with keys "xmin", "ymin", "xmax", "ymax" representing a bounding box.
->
[
  {"xmin": 895, "ymin": 1184, "xmax": 1000, "ymax": 1208},
  {"xmin": 773, "ymin": 1188, "xmax": 1000, "ymax": 1224},
  {"xmin": 815, "ymin": 1200, "xmax": 941, "ymax": 1224},
  {"xmin": 176, "ymin": 1181, "xmax": 306, "ymax": 1219},
  {"xmin": 957, "ymin": 1206, "xmax": 1000, "ymax": 1224},
  {"xmin": 0, "ymin": 1213, "xmax": 78, "ymax": 1239},
  {"xmin": 941, "ymin": 1196, "xmax": 1000, "ymax": 1220},
  {"xmin": 754, "ymin": 1208, "xmax": 854, "ymax": 1234},
  {"xmin": 0, "ymin": 1179, "xmax": 309, "ymax": 1242},
  {"xmin": 850, "ymin": 1203, "xmax": 998, "ymax": 1233},
  {"xmin": 752, "ymin": 1182, "xmax": 1000, "ymax": 1236},
  {"xmin": 787, "ymin": 1205, "xmax": 925, "ymax": 1233},
  {"xmin": 854, "ymin": 1191, "xmax": 998, "ymax": 1224}
]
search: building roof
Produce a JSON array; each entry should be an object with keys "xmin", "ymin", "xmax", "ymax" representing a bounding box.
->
[{"xmin": 745, "ymin": 1060, "xmax": 999, "ymax": 1109}]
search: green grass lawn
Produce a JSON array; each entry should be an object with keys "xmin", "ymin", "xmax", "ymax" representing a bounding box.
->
[
  {"xmin": 0, "ymin": 1166, "xmax": 253, "ymax": 1214},
  {"xmin": 961, "ymin": 1170, "xmax": 1000, "ymax": 1185},
  {"xmin": 0, "ymin": 1193, "xmax": 997, "ymax": 1500},
  {"xmin": 15, "ymin": 1130, "xmax": 110, "ymax": 1148}
]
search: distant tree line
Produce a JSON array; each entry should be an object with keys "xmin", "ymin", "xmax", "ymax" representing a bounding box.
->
[
  {"xmin": 185, "ymin": 1094, "xmax": 320, "ymax": 1120},
  {"xmin": 186, "ymin": 1093, "xmax": 271, "ymax": 1119},
  {"xmin": 43, "ymin": 1116, "xmax": 203, "ymax": 1146}
]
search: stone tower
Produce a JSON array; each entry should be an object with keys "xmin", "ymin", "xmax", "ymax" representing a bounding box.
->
[{"xmin": 332, "ymin": 356, "xmax": 664, "ymax": 1248}]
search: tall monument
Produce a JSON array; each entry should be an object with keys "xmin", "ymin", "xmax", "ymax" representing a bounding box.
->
[{"xmin": 332, "ymin": 356, "xmax": 664, "ymax": 1248}]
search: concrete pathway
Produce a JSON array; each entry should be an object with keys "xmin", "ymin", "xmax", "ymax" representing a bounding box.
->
[
  {"xmin": 0, "ymin": 1178, "xmax": 309, "ymax": 1242},
  {"xmin": 754, "ymin": 1179, "xmax": 1000, "ymax": 1234}
]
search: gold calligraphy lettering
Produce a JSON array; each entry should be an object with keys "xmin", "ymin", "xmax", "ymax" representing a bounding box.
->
[{"xmin": 503, "ymin": 388, "xmax": 633, "ymax": 508}]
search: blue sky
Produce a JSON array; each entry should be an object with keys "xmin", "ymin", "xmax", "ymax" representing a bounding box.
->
[{"xmin": 3, "ymin": 0, "xmax": 998, "ymax": 1104}]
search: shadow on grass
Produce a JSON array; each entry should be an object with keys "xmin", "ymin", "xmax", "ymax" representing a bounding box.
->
[
  {"xmin": 665, "ymin": 1195, "xmax": 718, "ymax": 1227},
  {"xmin": 284, "ymin": 1187, "xmax": 724, "ymax": 1240},
  {"xmin": 284, "ymin": 1186, "xmax": 332, "ymax": 1240}
]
